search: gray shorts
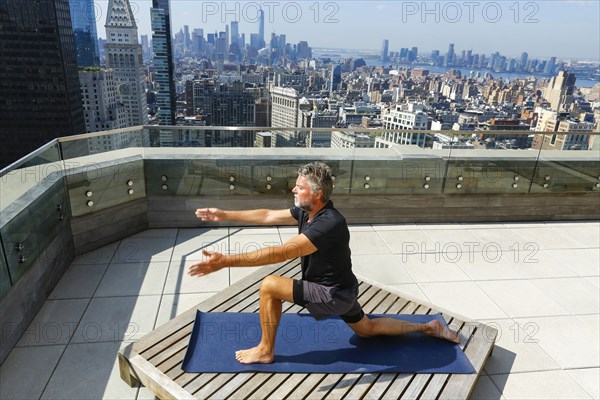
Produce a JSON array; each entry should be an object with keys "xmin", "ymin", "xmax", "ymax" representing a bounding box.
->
[{"xmin": 292, "ymin": 280, "xmax": 364, "ymax": 324}]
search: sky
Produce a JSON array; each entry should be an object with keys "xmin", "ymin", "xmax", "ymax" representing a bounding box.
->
[{"xmin": 92, "ymin": 0, "xmax": 600, "ymax": 60}]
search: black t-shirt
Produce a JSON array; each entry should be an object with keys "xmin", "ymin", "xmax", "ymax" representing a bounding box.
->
[{"xmin": 290, "ymin": 201, "xmax": 358, "ymax": 290}]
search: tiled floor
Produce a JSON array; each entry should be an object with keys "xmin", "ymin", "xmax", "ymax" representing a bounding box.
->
[{"xmin": 1, "ymin": 221, "xmax": 598, "ymax": 399}]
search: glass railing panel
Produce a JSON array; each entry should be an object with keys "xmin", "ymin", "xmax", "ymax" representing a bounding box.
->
[
  {"xmin": 444, "ymin": 132, "xmax": 539, "ymax": 194},
  {"xmin": 144, "ymin": 150, "xmax": 342, "ymax": 197},
  {"xmin": 350, "ymin": 128, "xmax": 452, "ymax": 195},
  {"xmin": 60, "ymin": 127, "xmax": 147, "ymax": 161},
  {"xmin": 66, "ymin": 157, "xmax": 145, "ymax": 217},
  {"xmin": 531, "ymin": 134, "xmax": 600, "ymax": 193},
  {"xmin": 0, "ymin": 141, "xmax": 63, "ymax": 213},
  {"xmin": 444, "ymin": 150, "xmax": 538, "ymax": 194},
  {"xmin": 0, "ymin": 179, "xmax": 70, "ymax": 283},
  {"xmin": 0, "ymin": 240, "xmax": 11, "ymax": 300},
  {"xmin": 0, "ymin": 142, "xmax": 67, "ymax": 286}
]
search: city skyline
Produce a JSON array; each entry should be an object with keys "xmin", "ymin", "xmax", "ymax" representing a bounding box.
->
[{"xmin": 91, "ymin": 0, "xmax": 600, "ymax": 60}]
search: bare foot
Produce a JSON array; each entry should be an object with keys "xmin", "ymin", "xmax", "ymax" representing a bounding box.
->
[
  {"xmin": 426, "ymin": 320, "xmax": 460, "ymax": 344},
  {"xmin": 235, "ymin": 346, "xmax": 275, "ymax": 364}
]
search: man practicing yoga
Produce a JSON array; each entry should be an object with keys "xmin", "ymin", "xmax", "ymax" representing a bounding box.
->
[{"xmin": 189, "ymin": 162, "xmax": 460, "ymax": 365}]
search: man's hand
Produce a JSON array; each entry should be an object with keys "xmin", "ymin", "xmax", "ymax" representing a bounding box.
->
[
  {"xmin": 195, "ymin": 208, "xmax": 225, "ymax": 222},
  {"xmin": 188, "ymin": 249, "xmax": 229, "ymax": 277}
]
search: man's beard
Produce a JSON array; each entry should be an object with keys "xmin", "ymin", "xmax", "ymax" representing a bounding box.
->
[{"xmin": 294, "ymin": 196, "xmax": 313, "ymax": 212}]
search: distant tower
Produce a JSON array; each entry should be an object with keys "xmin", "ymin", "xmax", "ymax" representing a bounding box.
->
[
  {"xmin": 446, "ymin": 43, "xmax": 455, "ymax": 67},
  {"xmin": 519, "ymin": 52, "xmax": 529, "ymax": 72},
  {"xmin": 381, "ymin": 39, "xmax": 389, "ymax": 62},
  {"xmin": 151, "ymin": 0, "xmax": 176, "ymax": 125},
  {"xmin": 231, "ymin": 21, "xmax": 240, "ymax": 48},
  {"xmin": 544, "ymin": 56, "xmax": 557, "ymax": 75},
  {"xmin": 183, "ymin": 24, "xmax": 190, "ymax": 52},
  {"xmin": 0, "ymin": 0, "xmax": 86, "ymax": 166},
  {"xmin": 105, "ymin": 0, "xmax": 149, "ymax": 126},
  {"xmin": 69, "ymin": 0, "xmax": 100, "ymax": 67},
  {"xmin": 258, "ymin": 9, "xmax": 265, "ymax": 48}
]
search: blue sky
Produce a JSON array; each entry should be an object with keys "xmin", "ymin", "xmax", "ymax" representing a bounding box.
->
[{"xmin": 94, "ymin": 0, "xmax": 600, "ymax": 60}]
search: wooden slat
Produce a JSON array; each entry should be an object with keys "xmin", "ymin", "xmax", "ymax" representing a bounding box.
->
[
  {"xmin": 400, "ymin": 374, "xmax": 432, "ymax": 399},
  {"xmin": 267, "ymin": 373, "xmax": 310, "ymax": 399},
  {"xmin": 127, "ymin": 353, "xmax": 195, "ymax": 400},
  {"xmin": 378, "ymin": 374, "xmax": 414, "ymax": 398},
  {"xmin": 285, "ymin": 373, "xmax": 327, "ymax": 399},
  {"xmin": 439, "ymin": 324, "xmax": 497, "ymax": 399},
  {"xmin": 182, "ymin": 373, "xmax": 219, "ymax": 396},
  {"xmin": 207, "ymin": 373, "xmax": 256, "ymax": 400},
  {"xmin": 245, "ymin": 373, "xmax": 292, "ymax": 399},
  {"xmin": 361, "ymin": 373, "xmax": 399, "ymax": 400},
  {"xmin": 226, "ymin": 373, "xmax": 275, "ymax": 400},
  {"xmin": 305, "ymin": 373, "xmax": 344, "ymax": 400},
  {"xmin": 190, "ymin": 373, "xmax": 236, "ymax": 398},
  {"xmin": 343, "ymin": 373, "xmax": 380, "ymax": 399}
]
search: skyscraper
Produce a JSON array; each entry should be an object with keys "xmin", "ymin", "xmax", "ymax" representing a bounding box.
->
[
  {"xmin": 151, "ymin": 0, "xmax": 176, "ymax": 125},
  {"xmin": 230, "ymin": 21, "xmax": 240, "ymax": 48},
  {"xmin": 258, "ymin": 9, "xmax": 265, "ymax": 49},
  {"xmin": 545, "ymin": 71, "xmax": 576, "ymax": 111},
  {"xmin": 0, "ymin": 0, "xmax": 86, "ymax": 166},
  {"xmin": 381, "ymin": 39, "xmax": 389, "ymax": 62},
  {"xmin": 544, "ymin": 56, "xmax": 557, "ymax": 75},
  {"xmin": 105, "ymin": 0, "xmax": 149, "ymax": 126},
  {"xmin": 446, "ymin": 43, "xmax": 455, "ymax": 67},
  {"xmin": 519, "ymin": 52, "xmax": 529, "ymax": 72},
  {"xmin": 69, "ymin": 0, "xmax": 100, "ymax": 67},
  {"xmin": 183, "ymin": 25, "xmax": 190, "ymax": 52}
]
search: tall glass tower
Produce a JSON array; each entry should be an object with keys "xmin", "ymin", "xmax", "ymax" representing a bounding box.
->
[
  {"xmin": 0, "ymin": 0, "xmax": 86, "ymax": 166},
  {"xmin": 151, "ymin": 0, "xmax": 176, "ymax": 125},
  {"xmin": 69, "ymin": 0, "xmax": 100, "ymax": 67},
  {"xmin": 381, "ymin": 39, "xmax": 389, "ymax": 62},
  {"xmin": 258, "ymin": 9, "xmax": 265, "ymax": 49}
]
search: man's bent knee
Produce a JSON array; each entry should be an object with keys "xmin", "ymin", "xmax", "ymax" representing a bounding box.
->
[{"xmin": 259, "ymin": 275, "xmax": 293, "ymax": 302}]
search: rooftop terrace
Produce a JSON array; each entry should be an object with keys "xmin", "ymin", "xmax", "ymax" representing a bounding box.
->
[{"xmin": 0, "ymin": 127, "xmax": 598, "ymax": 399}]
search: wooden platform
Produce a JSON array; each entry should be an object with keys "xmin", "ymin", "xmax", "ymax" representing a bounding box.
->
[{"xmin": 118, "ymin": 259, "xmax": 497, "ymax": 399}]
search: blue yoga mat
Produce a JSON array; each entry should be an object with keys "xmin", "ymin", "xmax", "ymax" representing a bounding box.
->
[{"xmin": 182, "ymin": 311, "xmax": 475, "ymax": 374}]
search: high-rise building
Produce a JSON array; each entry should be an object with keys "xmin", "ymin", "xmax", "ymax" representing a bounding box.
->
[
  {"xmin": 330, "ymin": 65, "xmax": 341, "ymax": 95},
  {"xmin": 409, "ymin": 46, "xmax": 418, "ymax": 62},
  {"xmin": 0, "ymin": 0, "xmax": 86, "ymax": 166},
  {"xmin": 230, "ymin": 21, "xmax": 240, "ymax": 48},
  {"xmin": 105, "ymin": 0, "xmax": 149, "ymax": 126},
  {"xmin": 544, "ymin": 56, "xmax": 557, "ymax": 75},
  {"xmin": 296, "ymin": 41, "xmax": 312, "ymax": 59},
  {"xmin": 445, "ymin": 43, "xmax": 455, "ymax": 67},
  {"xmin": 79, "ymin": 68, "xmax": 128, "ymax": 134},
  {"xmin": 141, "ymin": 34, "xmax": 151, "ymax": 60},
  {"xmin": 258, "ymin": 9, "xmax": 265, "ymax": 48},
  {"xmin": 519, "ymin": 52, "xmax": 529, "ymax": 72},
  {"xmin": 183, "ymin": 25, "xmax": 190, "ymax": 52},
  {"xmin": 376, "ymin": 103, "xmax": 431, "ymax": 148},
  {"xmin": 151, "ymin": 0, "xmax": 176, "ymax": 125},
  {"xmin": 192, "ymin": 28, "xmax": 204, "ymax": 56},
  {"xmin": 69, "ymin": 0, "xmax": 100, "ymax": 67},
  {"xmin": 381, "ymin": 39, "xmax": 389, "ymax": 62},
  {"xmin": 270, "ymin": 86, "xmax": 303, "ymax": 147},
  {"xmin": 545, "ymin": 71, "xmax": 576, "ymax": 111}
]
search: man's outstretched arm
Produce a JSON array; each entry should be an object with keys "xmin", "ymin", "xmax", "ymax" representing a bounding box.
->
[
  {"xmin": 196, "ymin": 207, "xmax": 297, "ymax": 226},
  {"xmin": 189, "ymin": 234, "xmax": 317, "ymax": 277}
]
